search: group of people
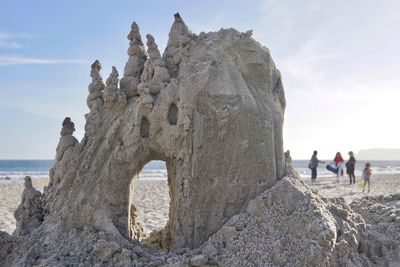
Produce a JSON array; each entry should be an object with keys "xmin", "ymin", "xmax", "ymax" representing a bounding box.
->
[{"xmin": 309, "ymin": 151, "xmax": 371, "ymax": 192}]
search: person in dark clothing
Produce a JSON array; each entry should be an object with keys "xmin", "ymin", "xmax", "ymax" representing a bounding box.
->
[
  {"xmin": 346, "ymin": 151, "xmax": 356, "ymax": 184},
  {"xmin": 309, "ymin": 151, "xmax": 324, "ymax": 182}
]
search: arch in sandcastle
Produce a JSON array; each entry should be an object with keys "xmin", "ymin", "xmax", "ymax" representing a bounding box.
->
[{"xmin": 39, "ymin": 13, "xmax": 286, "ymax": 250}]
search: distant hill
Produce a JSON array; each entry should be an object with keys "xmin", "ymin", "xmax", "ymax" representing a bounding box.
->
[{"xmin": 356, "ymin": 148, "xmax": 400, "ymax": 160}]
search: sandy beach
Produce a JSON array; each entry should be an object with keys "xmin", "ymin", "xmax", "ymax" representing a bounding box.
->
[
  {"xmin": 132, "ymin": 179, "xmax": 170, "ymax": 235},
  {"xmin": 301, "ymin": 173, "xmax": 400, "ymax": 203},
  {"xmin": 1, "ymin": 174, "xmax": 398, "ymax": 235},
  {"xmin": 0, "ymin": 178, "xmax": 170, "ymax": 235}
]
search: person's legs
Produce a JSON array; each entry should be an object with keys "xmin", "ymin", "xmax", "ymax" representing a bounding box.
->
[
  {"xmin": 311, "ymin": 167, "xmax": 317, "ymax": 182},
  {"xmin": 340, "ymin": 163, "xmax": 344, "ymax": 178},
  {"xmin": 352, "ymin": 172, "xmax": 356, "ymax": 184},
  {"xmin": 336, "ymin": 165, "xmax": 339, "ymax": 182},
  {"xmin": 348, "ymin": 173, "xmax": 352, "ymax": 184},
  {"xmin": 337, "ymin": 163, "xmax": 343, "ymax": 182}
]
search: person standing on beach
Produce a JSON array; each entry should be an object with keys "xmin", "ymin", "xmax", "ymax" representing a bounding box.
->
[
  {"xmin": 333, "ymin": 152, "xmax": 344, "ymax": 182},
  {"xmin": 362, "ymin": 163, "xmax": 372, "ymax": 193},
  {"xmin": 346, "ymin": 151, "xmax": 356, "ymax": 184},
  {"xmin": 309, "ymin": 151, "xmax": 324, "ymax": 182}
]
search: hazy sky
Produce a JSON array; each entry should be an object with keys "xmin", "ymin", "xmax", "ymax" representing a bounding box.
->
[{"xmin": 0, "ymin": 0, "xmax": 399, "ymax": 159}]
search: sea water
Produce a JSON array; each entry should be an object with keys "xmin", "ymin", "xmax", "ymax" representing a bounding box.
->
[
  {"xmin": 0, "ymin": 160, "xmax": 52, "ymax": 180},
  {"xmin": 1, "ymin": 160, "xmax": 399, "ymax": 181},
  {"xmin": 0, "ymin": 160, "xmax": 168, "ymax": 181}
]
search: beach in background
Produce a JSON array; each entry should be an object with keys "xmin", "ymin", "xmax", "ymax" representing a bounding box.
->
[
  {"xmin": 2, "ymin": 159, "xmax": 400, "ymax": 181},
  {"xmin": 1, "ymin": 159, "xmax": 400, "ymax": 234}
]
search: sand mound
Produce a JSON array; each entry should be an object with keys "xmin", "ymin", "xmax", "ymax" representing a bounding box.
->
[
  {"xmin": 185, "ymin": 178, "xmax": 400, "ymax": 266},
  {"xmin": 350, "ymin": 194, "xmax": 400, "ymax": 265},
  {"xmin": 2, "ymin": 177, "xmax": 399, "ymax": 266}
]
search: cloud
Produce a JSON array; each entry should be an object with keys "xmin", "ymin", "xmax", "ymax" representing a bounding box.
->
[
  {"xmin": 0, "ymin": 31, "xmax": 35, "ymax": 49},
  {"xmin": 0, "ymin": 55, "xmax": 88, "ymax": 65},
  {"xmin": 0, "ymin": 32, "xmax": 23, "ymax": 49},
  {"xmin": 0, "ymin": 41, "xmax": 23, "ymax": 49},
  {"xmin": 280, "ymin": 31, "xmax": 348, "ymax": 90},
  {"xmin": 0, "ymin": 31, "xmax": 87, "ymax": 65}
]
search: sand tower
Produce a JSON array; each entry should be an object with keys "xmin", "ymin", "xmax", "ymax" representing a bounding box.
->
[{"xmin": 33, "ymin": 13, "xmax": 286, "ymax": 250}]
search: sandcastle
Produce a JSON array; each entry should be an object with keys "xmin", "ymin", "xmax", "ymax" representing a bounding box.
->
[
  {"xmin": 1, "ymin": 13, "xmax": 399, "ymax": 267},
  {"xmin": 42, "ymin": 12, "xmax": 286, "ymax": 250}
]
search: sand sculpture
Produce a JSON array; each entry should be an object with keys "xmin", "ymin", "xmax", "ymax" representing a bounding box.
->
[
  {"xmin": 38, "ymin": 12, "xmax": 286, "ymax": 250},
  {"xmin": 1, "ymin": 13, "xmax": 399, "ymax": 266},
  {"xmin": 13, "ymin": 176, "xmax": 43, "ymax": 236}
]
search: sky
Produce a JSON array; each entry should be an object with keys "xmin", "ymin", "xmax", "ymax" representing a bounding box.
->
[{"xmin": 0, "ymin": 0, "xmax": 399, "ymax": 160}]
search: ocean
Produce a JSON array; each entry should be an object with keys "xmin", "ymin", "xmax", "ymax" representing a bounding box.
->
[{"xmin": 1, "ymin": 160, "xmax": 399, "ymax": 181}]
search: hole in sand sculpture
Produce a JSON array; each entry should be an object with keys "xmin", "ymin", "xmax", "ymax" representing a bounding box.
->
[
  {"xmin": 140, "ymin": 116, "xmax": 150, "ymax": 138},
  {"xmin": 130, "ymin": 160, "xmax": 170, "ymax": 242},
  {"xmin": 167, "ymin": 103, "xmax": 178, "ymax": 125}
]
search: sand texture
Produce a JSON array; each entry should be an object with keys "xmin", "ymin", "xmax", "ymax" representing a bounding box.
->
[
  {"xmin": 133, "ymin": 180, "xmax": 170, "ymax": 235},
  {"xmin": 2, "ymin": 176, "xmax": 400, "ymax": 266},
  {"xmin": 0, "ymin": 178, "xmax": 48, "ymax": 234},
  {"xmin": 0, "ymin": 178, "xmax": 170, "ymax": 235},
  {"xmin": 302, "ymin": 174, "xmax": 400, "ymax": 203},
  {"xmin": 1, "ymin": 174, "xmax": 399, "ymax": 235}
]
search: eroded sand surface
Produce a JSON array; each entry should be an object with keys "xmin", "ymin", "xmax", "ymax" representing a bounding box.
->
[{"xmin": 1, "ymin": 174, "xmax": 399, "ymax": 234}]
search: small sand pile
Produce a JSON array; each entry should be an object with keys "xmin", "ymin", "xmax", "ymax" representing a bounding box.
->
[
  {"xmin": 350, "ymin": 194, "xmax": 400, "ymax": 265},
  {"xmin": 0, "ymin": 178, "xmax": 48, "ymax": 233},
  {"xmin": 184, "ymin": 178, "xmax": 381, "ymax": 266}
]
